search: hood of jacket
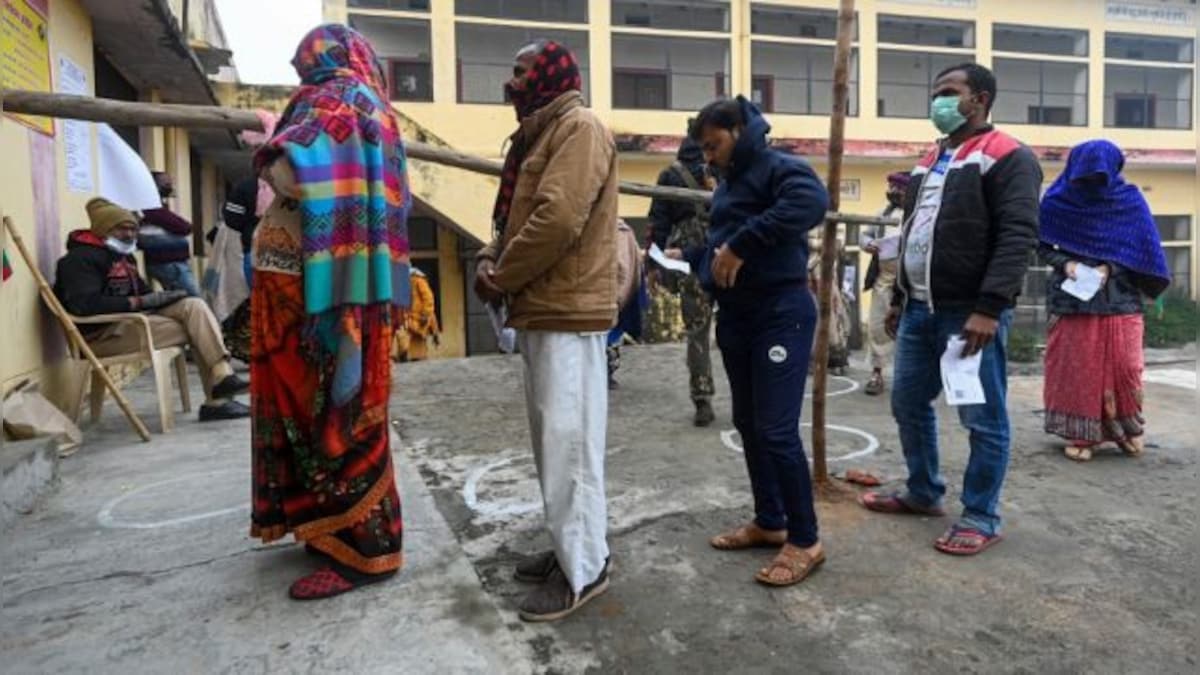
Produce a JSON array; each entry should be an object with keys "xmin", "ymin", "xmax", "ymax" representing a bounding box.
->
[
  {"xmin": 728, "ymin": 96, "xmax": 770, "ymax": 179},
  {"xmin": 66, "ymin": 229, "xmax": 110, "ymax": 251}
]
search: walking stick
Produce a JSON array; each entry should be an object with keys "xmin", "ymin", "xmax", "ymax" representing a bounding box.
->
[
  {"xmin": 2, "ymin": 216, "xmax": 152, "ymax": 442},
  {"xmin": 812, "ymin": 0, "xmax": 857, "ymax": 487}
]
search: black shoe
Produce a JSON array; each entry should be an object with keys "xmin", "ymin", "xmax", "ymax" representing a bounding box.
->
[
  {"xmin": 514, "ymin": 550, "xmax": 558, "ymax": 583},
  {"xmin": 608, "ymin": 376, "xmax": 619, "ymax": 390},
  {"xmin": 693, "ymin": 400, "xmax": 715, "ymax": 427},
  {"xmin": 211, "ymin": 374, "xmax": 250, "ymax": 399},
  {"xmin": 518, "ymin": 558, "xmax": 610, "ymax": 623},
  {"xmin": 199, "ymin": 399, "xmax": 251, "ymax": 422}
]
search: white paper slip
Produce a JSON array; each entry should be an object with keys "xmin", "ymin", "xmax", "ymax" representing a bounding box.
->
[
  {"xmin": 487, "ymin": 302, "xmax": 518, "ymax": 354},
  {"xmin": 648, "ymin": 243, "xmax": 692, "ymax": 275},
  {"xmin": 940, "ymin": 336, "xmax": 986, "ymax": 406},
  {"xmin": 1061, "ymin": 263, "xmax": 1104, "ymax": 302},
  {"xmin": 875, "ymin": 234, "xmax": 902, "ymax": 261}
]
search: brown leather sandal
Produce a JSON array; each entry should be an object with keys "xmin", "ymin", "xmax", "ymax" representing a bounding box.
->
[
  {"xmin": 754, "ymin": 545, "xmax": 825, "ymax": 587},
  {"xmin": 709, "ymin": 523, "xmax": 787, "ymax": 551}
]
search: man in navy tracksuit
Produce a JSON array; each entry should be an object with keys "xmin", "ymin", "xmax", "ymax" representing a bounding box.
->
[{"xmin": 673, "ymin": 96, "xmax": 829, "ymax": 587}]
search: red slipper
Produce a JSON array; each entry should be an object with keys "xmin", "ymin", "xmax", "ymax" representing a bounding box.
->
[
  {"xmin": 288, "ymin": 566, "xmax": 395, "ymax": 601},
  {"xmin": 933, "ymin": 525, "xmax": 1003, "ymax": 556}
]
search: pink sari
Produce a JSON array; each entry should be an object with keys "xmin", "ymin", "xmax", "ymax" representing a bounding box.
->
[{"xmin": 1043, "ymin": 314, "xmax": 1145, "ymax": 447}]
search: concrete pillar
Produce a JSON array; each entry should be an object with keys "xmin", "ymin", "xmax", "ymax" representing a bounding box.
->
[
  {"xmin": 588, "ymin": 0, "xmax": 612, "ymax": 114},
  {"xmin": 730, "ymin": 0, "xmax": 751, "ymax": 97},
  {"xmin": 436, "ymin": 229, "xmax": 466, "ymax": 359},
  {"xmin": 429, "ymin": 0, "xmax": 456, "ymax": 105},
  {"xmin": 324, "ymin": 0, "xmax": 348, "ymax": 24},
  {"xmin": 138, "ymin": 89, "xmax": 167, "ymax": 171}
]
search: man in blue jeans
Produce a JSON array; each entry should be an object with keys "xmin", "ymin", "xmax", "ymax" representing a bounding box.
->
[
  {"xmin": 859, "ymin": 63, "xmax": 1042, "ymax": 556},
  {"xmin": 139, "ymin": 171, "xmax": 201, "ymax": 297}
]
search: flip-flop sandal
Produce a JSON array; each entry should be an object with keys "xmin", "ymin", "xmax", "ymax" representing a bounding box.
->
[
  {"xmin": 755, "ymin": 546, "xmax": 826, "ymax": 587},
  {"xmin": 858, "ymin": 491, "xmax": 946, "ymax": 516},
  {"xmin": 841, "ymin": 468, "xmax": 885, "ymax": 487},
  {"xmin": 710, "ymin": 524, "xmax": 787, "ymax": 550},
  {"xmin": 933, "ymin": 525, "xmax": 1003, "ymax": 556},
  {"xmin": 1064, "ymin": 445, "xmax": 1093, "ymax": 462}
]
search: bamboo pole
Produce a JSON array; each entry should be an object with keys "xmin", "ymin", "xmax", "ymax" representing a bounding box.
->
[
  {"xmin": 811, "ymin": 0, "xmax": 857, "ymax": 487},
  {"xmin": 2, "ymin": 216, "xmax": 153, "ymax": 442},
  {"xmin": 0, "ymin": 89, "xmax": 901, "ymax": 226}
]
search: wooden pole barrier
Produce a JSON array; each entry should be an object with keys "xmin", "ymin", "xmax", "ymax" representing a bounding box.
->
[
  {"xmin": 811, "ymin": 0, "xmax": 857, "ymax": 487},
  {"xmin": 0, "ymin": 89, "xmax": 901, "ymax": 226},
  {"xmin": 2, "ymin": 216, "xmax": 153, "ymax": 443}
]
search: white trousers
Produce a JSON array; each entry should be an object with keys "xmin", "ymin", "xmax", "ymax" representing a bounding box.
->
[
  {"xmin": 518, "ymin": 330, "xmax": 610, "ymax": 593},
  {"xmin": 868, "ymin": 259, "xmax": 898, "ymax": 370}
]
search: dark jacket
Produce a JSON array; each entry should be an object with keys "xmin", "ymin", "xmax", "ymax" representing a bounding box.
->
[
  {"xmin": 223, "ymin": 177, "xmax": 260, "ymax": 253},
  {"xmin": 686, "ymin": 96, "xmax": 828, "ymax": 303},
  {"xmin": 55, "ymin": 230, "xmax": 150, "ymax": 333},
  {"xmin": 1039, "ymin": 243, "xmax": 1143, "ymax": 316},
  {"xmin": 892, "ymin": 125, "xmax": 1043, "ymax": 317},
  {"xmin": 648, "ymin": 137, "xmax": 706, "ymax": 249},
  {"xmin": 138, "ymin": 207, "xmax": 193, "ymax": 265}
]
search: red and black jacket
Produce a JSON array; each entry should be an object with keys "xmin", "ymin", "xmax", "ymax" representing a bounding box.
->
[
  {"xmin": 892, "ymin": 125, "xmax": 1043, "ymax": 318},
  {"xmin": 54, "ymin": 230, "xmax": 149, "ymax": 323}
]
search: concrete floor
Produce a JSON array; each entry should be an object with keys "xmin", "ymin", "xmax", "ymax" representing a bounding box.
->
[{"xmin": 1, "ymin": 343, "xmax": 1197, "ymax": 674}]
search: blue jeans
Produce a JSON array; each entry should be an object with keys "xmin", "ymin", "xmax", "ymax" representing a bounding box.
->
[
  {"xmin": 146, "ymin": 261, "xmax": 201, "ymax": 297},
  {"xmin": 891, "ymin": 301, "xmax": 1013, "ymax": 536},
  {"xmin": 716, "ymin": 288, "xmax": 819, "ymax": 547}
]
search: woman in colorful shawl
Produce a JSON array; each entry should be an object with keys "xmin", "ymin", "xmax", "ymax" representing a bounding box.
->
[
  {"xmin": 249, "ymin": 24, "xmax": 411, "ymax": 600},
  {"xmin": 1039, "ymin": 139, "xmax": 1169, "ymax": 462}
]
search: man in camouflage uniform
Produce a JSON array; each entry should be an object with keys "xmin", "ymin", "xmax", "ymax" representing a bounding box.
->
[{"xmin": 649, "ymin": 136, "xmax": 716, "ymax": 426}]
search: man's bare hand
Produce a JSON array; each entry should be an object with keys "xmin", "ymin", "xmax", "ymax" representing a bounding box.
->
[
  {"xmin": 710, "ymin": 244, "xmax": 744, "ymax": 289},
  {"xmin": 961, "ymin": 313, "xmax": 999, "ymax": 357},
  {"xmin": 884, "ymin": 306, "xmax": 901, "ymax": 339},
  {"xmin": 474, "ymin": 259, "xmax": 504, "ymax": 304}
]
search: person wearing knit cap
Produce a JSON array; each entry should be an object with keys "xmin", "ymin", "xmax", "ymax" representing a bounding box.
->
[{"xmin": 54, "ymin": 197, "xmax": 250, "ymax": 422}]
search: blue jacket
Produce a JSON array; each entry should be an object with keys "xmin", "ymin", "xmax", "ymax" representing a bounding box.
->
[{"xmin": 686, "ymin": 97, "xmax": 828, "ymax": 303}]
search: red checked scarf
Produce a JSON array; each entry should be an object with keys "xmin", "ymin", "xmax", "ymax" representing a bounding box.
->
[{"xmin": 491, "ymin": 41, "xmax": 583, "ymax": 236}]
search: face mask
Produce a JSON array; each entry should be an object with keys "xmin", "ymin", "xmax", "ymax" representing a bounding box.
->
[
  {"xmin": 930, "ymin": 95, "xmax": 968, "ymax": 135},
  {"xmin": 105, "ymin": 237, "xmax": 137, "ymax": 256}
]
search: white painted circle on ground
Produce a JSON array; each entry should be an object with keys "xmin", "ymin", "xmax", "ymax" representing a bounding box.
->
[
  {"xmin": 462, "ymin": 456, "xmax": 542, "ymax": 519},
  {"xmin": 806, "ymin": 375, "xmax": 858, "ymax": 399},
  {"xmin": 97, "ymin": 469, "xmax": 247, "ymax": 529},
  {"xmin": 720, "ymin": 422, "xmax": 879, "ymax": 463}
]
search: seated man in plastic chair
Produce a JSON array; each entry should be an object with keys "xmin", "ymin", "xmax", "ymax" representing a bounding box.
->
[{"xmin": 53, "ymin": 197, "xmax": 250, "ymax": 422}]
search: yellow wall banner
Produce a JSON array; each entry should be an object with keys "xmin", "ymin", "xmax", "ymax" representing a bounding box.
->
[{"xmin": 1, "ymin": 0, "xmax": 53, "ymax": 136}]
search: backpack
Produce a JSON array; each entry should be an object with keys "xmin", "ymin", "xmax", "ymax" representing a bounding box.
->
[{"xmin": 664, "ymin": 161, "xmax": 710, "ymax": 251}]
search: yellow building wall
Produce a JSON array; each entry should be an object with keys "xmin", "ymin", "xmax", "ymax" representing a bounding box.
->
[
  {"xmin": 0, "ymin": 0, "xmax": 96, "ymax": 394},
  {"xmin": 0, "ymin": 1, "xmax": 224, "ymax": 398}
]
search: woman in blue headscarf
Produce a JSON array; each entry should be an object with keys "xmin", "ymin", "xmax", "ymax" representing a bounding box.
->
[{"xmin": 1038, "ymin": 140, "xmax": 1170, "ymax": 462}]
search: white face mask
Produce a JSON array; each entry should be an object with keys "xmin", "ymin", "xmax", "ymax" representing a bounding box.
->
[{"xmin": 105, "ymin": 237, "xmax": 137, "ymax": 256}]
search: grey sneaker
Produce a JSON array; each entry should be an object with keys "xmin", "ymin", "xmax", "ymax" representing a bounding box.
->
[
  {"xmin": 518, "ymin": 558, "xmax": 610, "ymax": 623},
  {"xmin": 513, "ymin": 550, "xmax": 558, "ymax": 583}
]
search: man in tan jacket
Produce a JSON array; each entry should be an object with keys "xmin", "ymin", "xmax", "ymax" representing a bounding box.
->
[{"xmin": 474, "ymin": 40, "xmax": 618, "ymax": 622}]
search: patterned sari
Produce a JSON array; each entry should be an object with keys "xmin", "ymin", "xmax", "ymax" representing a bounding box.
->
[{"xmin": 249, "ymin": 24, "xmax": 408, "ymax": 581}]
